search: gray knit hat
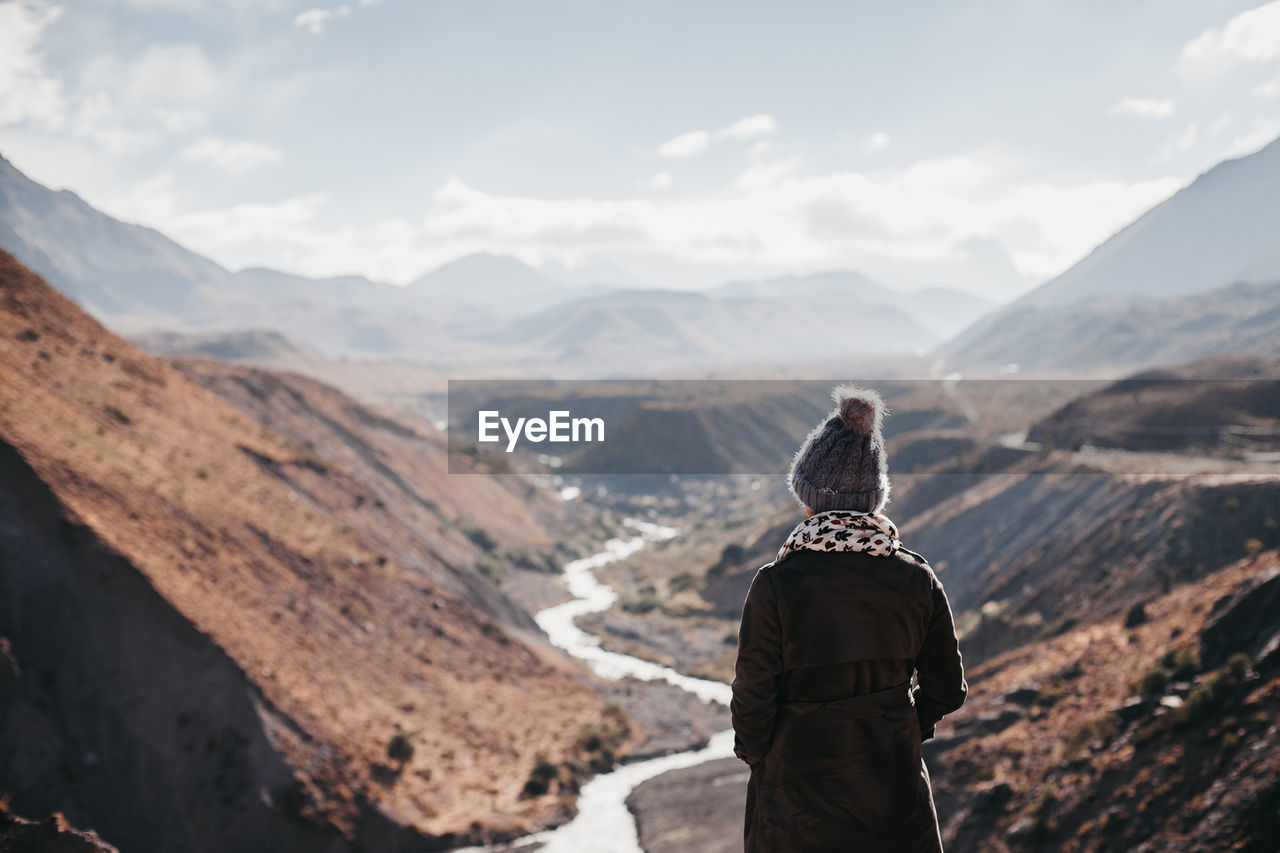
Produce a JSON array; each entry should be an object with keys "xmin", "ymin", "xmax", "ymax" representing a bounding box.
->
[{"xmin": 789, "ymin": 385, "xmax": 890, "ymax": 514}]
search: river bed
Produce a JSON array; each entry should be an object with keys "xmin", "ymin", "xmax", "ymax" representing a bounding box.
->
[{"xmin": 461, "ymin": 519, "xmax": 735, "ymax": 853}]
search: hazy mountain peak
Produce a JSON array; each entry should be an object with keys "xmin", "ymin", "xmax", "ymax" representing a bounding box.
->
[
  {"xmin": 1015, "ymin": 132, "xmax": 1280, "ymax": 310},
  {"xmin": 409, "ymin": 251, "xmax": 571, "ymax": 311}
]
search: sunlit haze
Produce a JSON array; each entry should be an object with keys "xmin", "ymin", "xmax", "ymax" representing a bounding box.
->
[{"xmin": 4, "ymin": 0, "xmax": 1280, "ymax": 297}]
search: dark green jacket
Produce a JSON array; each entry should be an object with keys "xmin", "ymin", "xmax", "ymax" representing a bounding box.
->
[{"xmin": 731, "ymin": 546, "xmax": 967, "ymax": 852}]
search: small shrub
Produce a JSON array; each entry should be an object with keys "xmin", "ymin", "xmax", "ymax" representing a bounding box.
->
[
  {"xmin": 461, "ymin": 523, "xmax": 499, "ymax": 552},
  {"xmin": 1225, "ymin": 652, "xmax": 1252, "ymax": 680},
  {"xmin": 475, "ymin": 554, "xmax": 504, "ymax": 584},
  {"xmin": 17, "ymin": 328, "xmax": 39, "ymax": 342},
  {"xmin": 104, "ymin": 404, "xmax": 132, "ymax": 425},
  {"xmin": 1134, "ymin": 666, "xmax": 1169, "ymax": 697},
  {"xmin": 480, "ymin": 619, "xmax": 511, "ymax": 645},
  {"xmin": 1172, "ymin": 653, "xmax": 1251, "ymax": 728},
  {"xmin": 669, "ymin": 572, "xmax": 695, "ymax": 593},
  {"xmin": 621, "ymin": 594, "xmax": 658, "ymax": 614},
  {"xmin": 387, "ymin": 732, "xmax": 415, "ymax": 767},
  {"xmin": 1062, "ymin": 714, "xmax": 1118, "ymax": 761},
  {"xmin": 1160, "ymin": 646, "xmax": 1197, "ymax": 672},
  {"xmin": 520, "ymin": 758, "xmax": 560, "ymax": 798}
]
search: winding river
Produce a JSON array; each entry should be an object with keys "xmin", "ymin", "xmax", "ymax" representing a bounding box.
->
[{"xmin": 462, "ymin": 519, "xmax": 734, "ymax": 853}]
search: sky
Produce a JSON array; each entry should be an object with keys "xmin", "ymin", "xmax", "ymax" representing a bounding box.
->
[{"xmin": 2, "ymin": 0, "xmax": 1280, "ymax": 300}]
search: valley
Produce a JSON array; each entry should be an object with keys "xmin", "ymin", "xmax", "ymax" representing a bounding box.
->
[{"xmin": 4, "ymin": 116, "xmax": 1280, "ymax": 853}]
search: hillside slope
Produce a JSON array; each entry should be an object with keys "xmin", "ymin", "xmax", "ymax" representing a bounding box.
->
[
  {"xmin": 942, "ymin": 279, "xmax": 1280, "ymax": 376},
  {"xmin": 0, "ymin": 250, "xmax": 617, "ymax": 851},
  {"xmin": 0, "ymin": 153, "xmax": 227, "ymax": 315},
  {"xmin": 940, "ymin": 135, "xmax": 1280, "ymax": 375},
  {"xmin": 928, "ymin": 552, "xmax": 1280, "ymax": 852},
  {"xmin": 1018, "ymin": 135, "xmax": 1280, "ymax": 309}
]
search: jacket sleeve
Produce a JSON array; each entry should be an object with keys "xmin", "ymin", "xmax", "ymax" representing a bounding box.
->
[
  {"xmin": 913, "ymin": 570, "xmax": 967, "ymax": 740},
  {"xmin": 731, "ymin": 567, "xmax": 784, "ymax": 766}
]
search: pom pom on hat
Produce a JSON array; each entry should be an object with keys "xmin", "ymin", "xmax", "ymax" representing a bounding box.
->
[
  {"xmin": 788, "ymin": 384, "xmax": 891, "ymax": 514},
  {"xmin": 833, "ymin": 385, "xmax": 884, "ymax": 435}
]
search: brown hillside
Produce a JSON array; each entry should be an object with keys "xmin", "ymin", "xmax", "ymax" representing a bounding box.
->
[
  {"xmin": 929, "ymin": 550, "xmax": 1280, "ymax": 852},
  {"xmin": 0, "ymin": 249, "xmax": 616, "ymax": 850}
]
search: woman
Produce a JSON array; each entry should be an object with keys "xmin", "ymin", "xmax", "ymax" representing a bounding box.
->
[{"xmin": 731, "ymin": 386, "xmax": 967, "ymax": 852}]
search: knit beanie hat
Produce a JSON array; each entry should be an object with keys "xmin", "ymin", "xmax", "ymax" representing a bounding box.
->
[{"xmin": 789, "ymin": 385, "xmax": 890, "ymax": 514}]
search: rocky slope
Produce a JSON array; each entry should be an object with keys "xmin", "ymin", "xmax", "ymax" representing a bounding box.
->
[
  {"xmin": 941, "ymin": 279, "xmax": 1280, "ymax": 376},
  {"xmin": 0, "ymin": 250, "xmax": 624, "ymax": 851},
  {"xmin": 1026, "ymin": 355, "xmax": 1280, "ymax": 455},
  {"xmin": 928, "ymin": 552, "xmax": 1280, "ymax": 852}
]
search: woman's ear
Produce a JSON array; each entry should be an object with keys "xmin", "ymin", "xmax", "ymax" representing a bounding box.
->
[{"xmin": 805, "ymin": 507, "xmax": 815, "ymax": 518}]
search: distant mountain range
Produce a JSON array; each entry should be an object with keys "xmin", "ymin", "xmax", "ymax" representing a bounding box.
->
[
  {"xmin": 11, "ymin": 131, "xmax": 1280, "ymax": 379},
  {"xmin": 709, "ymin": 271, "xmax": 995, "ymax": 339},
  {"xmin": 944, "ymin": 135, "xmax": 1280, "ymax": 374},
  {"xmin": 944, "ymin": 279, "xmax": 1280, "ymax": 375},
  {"xmin": 0, "ymin": 152, "xmax": 995, "ymax": 375}
]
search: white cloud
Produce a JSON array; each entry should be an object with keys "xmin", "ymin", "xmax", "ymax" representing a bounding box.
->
[
  {"xmin": 295, "ymin": 6, "xmax": 352, "ymax": 35},
  {"xmin": 102, "ymin": 173, "xmax": 336, "ymax": 271},
  {"xmin": 648, "ymin": 171, "xmax": 673, "ymax": 190},
  {"xmin": 1226, "ymin": 117, "xmax": 1280, "ymax": 156},
  {"xmin": 0, "ymin": 0, "xmax": 66, "ymax": 128},
  {"xmin": 1157, "ymin": 122, "xmax": 1199, "ymax": 160},
  {"xmin": 864, "ymin": 131, "xmax": 891, "ymax": 152},
  {"xmin": 154, "ymin": 107, "xmax": 207, "ymax": 133},
  {"xmin": 1109, "ymin": 97, "xmax": 1176, "ymax": 119},
  {"xmin": 180, "ymin": 137, "xmax": 283, "ymax": 171},
  {"xmin": 125, "ymin": 43, "xmax": 220, "ymax": 107},
  {"xmin": 414, "ymin": 157, "xmax": 1179, "ymax": 286},
  {"xmin": 73, "ymin": 93, "xmax": 158, "ymax": 153},
  {"xmin": 714, "ymin": 113, "xmax": 779, "ymax": 141},
  {"xmin": 657, "ymin": 114, "xmax": 779, "ymax": 159},
  {"xmin": 1182, "ymin": 1, "xmax": 1280, "ymax": 66},
  {"xmin": 656, "ymin": 129, "xmax": 710, "ymax": 159},
  {"xmin": 1256, "ymin": 77, "xmax": 1280, "ymax": 97},
  {"xmin": 113, "ymin": 150, "xmax": 1179, "ymax": 292}
]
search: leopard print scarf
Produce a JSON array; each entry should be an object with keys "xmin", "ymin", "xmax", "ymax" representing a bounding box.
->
[{"xmin": 776, "ymin": 510, "xmax": 901, "ymax": 562}]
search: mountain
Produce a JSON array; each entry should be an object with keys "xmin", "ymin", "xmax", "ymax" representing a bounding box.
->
[
  {"xmin": 1021, "ymin": 135, "xmax": 1280, "ymax": 308},
  {"xmin": 943, "ymin": 278, "xmax": 1280, "ymax": 375},
  {"xmin": 0, "ymin": 250, "xmax": 628, "ymax": 851},
  {"xmin": 710, "ymin": 271, "xmax": 996, "ymax": 340},
  {"xmin": 479, "ymin": 287, "xmax": 941, "ymax": 377},
  {"xmin": 903, "ymin": 286, "xmax": 997, "ymax": 339},
  {"xmin": 409, "ymin": 252, "xmax": 572, "ymax": 313},
  {"xmin": 0, "ymin": 153, "xmax": 469, "ymax": 359},
  {"xmin": 710, "ymin": 269, "xmax": 894, "ymax": 303},
  {"xmin": 939, "ymin": 135, "xmax": 1280, "ymax": 374},
  {"xmin": 130, "ymin": 328, "xmax": 319, "ymax": 367},
  {"xmin": 1, "ymin": 153, "xmax": 977, "ymax": 374},
  {"xmin": 0, "ymin": 152, "xmax": 228, "ymax": 317}
]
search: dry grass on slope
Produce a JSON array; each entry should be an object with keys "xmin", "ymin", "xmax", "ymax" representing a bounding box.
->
[
  {"xmin": 0, "ymin": 250, "xmax": 615, "ymax": 839},
  {"xmin": 930, "ymin": 551, "xmax": 1280, "ymax": 852}
]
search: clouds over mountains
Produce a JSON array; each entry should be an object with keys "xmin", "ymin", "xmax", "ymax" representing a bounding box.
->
[{"xmin": 2, "ymin": 1, "xmax": 1279, "ymax": 298}]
